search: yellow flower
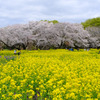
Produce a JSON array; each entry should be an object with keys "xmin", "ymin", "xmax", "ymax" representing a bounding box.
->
[
  {"xmin": 8, "ymin": 92, "xmax": 13, "ymax": 96},
  {"xmin": 29, "ymin": 85, "xmax": 33, "ymax": 89},
  {"xmin": 26, "ymin": 90, "xmax": 35, "ymax": 96},
  {"xmin": 94, "ymin": 98, "xmax": 98, "ymax": 100},
  {"xmin": 0, "ymin": 88, "xmax": 1, "ymax": 93},
  {"xmin": 13, "ymin": 94, "xmax": 22, "ymax": 99},
  {"xmin": 29, "ymin": 96, "xmax": 33, "ymax": 99},
  {"xmin": 0, "ymin": 49, "xmax": 100, "ymax": 99},
  {"xmin": 97, "ymin": 93, "xmax": 100, "ymax": 98},
  {"xmin": 87, "ymin": 98, "xmax": 93, "ymax": 100},
  {"xmin": 53, "ymin": 97, "xmax": 58, "ymax": 100},
  {"xmin": 36, "ymin": 87, "xmax": 39, "ymax": 90},
  {"xmin": 2, "ymin": 94, "xmax": 6, "ymax": 99},
  {"xmin": 37, "ymin": 93, "xmax": 40, "ymax": 97},
  {"xmin": 31, "ymin": 80, "xmax": 34, "ymax": 84},
  {"xmin": 17, "ymin": 86, "xmax": 20, "ymax": 90}
]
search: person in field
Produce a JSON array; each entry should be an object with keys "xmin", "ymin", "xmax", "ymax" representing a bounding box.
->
[
  {"xmin": 14, "ymin": 49, "xmax": 17, "ymax": 55},
  {"xmin": 18, "ymin": 51, "xmax": 21, "ymax": 55}
]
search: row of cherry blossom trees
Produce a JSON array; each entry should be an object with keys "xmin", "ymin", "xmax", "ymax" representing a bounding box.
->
[{"xmin": 0, "ymin": 21, "xmax": 100, "ymax": 50}]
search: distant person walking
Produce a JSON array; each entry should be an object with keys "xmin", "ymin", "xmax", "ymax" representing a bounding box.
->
[
  {"xmin": 14, "ymin": 49, "xmax": 16, "ymax": 54},
  {"xmin": 76, "ymin": 48, "xmax": 79, "ymax": 51},
  {"xmin": 70, "ymin": 48, "xmax": 74, "ymax": 51}
]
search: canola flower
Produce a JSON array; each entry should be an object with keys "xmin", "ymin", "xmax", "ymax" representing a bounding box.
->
[{"xmin": 0, "ymin": 49, "xmax": 100, "ymax": 100}]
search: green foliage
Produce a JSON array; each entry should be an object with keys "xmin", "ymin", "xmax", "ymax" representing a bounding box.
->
[
  {"xmin": 81, "ymin": 17, "xmax": 100, "ymax": 29},
  {"xmin": 40, "ymin": 20, "xmax": 59, "ymax": 24},
  {"xmin": 48, "ymin": 20, "xmax": 59, "ymax": 24}
]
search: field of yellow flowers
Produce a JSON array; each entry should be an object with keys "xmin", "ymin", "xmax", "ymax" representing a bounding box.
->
[{"xmin": 0, "ymin": 49, "xmax": 100, "ymax": 100}]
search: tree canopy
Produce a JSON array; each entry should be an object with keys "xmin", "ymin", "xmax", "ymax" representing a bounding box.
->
[
  {"xmin": 81, "ymin": 17, "xmax": 100, "ymax": 29},
  {"xmin": 40, "ymin": 20, "xmax": 59, "ymax": 24}
]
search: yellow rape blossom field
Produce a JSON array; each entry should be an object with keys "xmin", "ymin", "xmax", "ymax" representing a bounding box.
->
[{"xmin": 0, "ymin": 49, "xmax": 100, "ymax": 100}]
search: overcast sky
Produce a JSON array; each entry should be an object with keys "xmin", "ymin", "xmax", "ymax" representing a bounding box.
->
[{"xmin": 0, "ymin": 0, "xmax": 100, "ymax": 27}]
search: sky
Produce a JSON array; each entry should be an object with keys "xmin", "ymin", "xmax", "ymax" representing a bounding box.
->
[{"xmin": 0, "ymin": 0, "xmax": 100, "ymax": 27}]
